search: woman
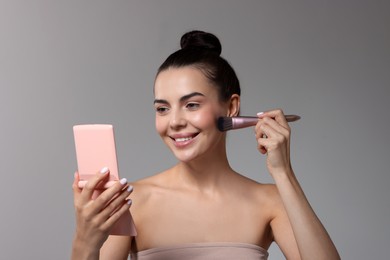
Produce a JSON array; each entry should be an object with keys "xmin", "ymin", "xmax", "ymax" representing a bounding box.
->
[{"xmin": 71, "ymin": 31, "xmax": 340, "ymax": 259}]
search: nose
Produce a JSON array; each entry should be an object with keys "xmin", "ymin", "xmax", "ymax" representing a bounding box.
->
[{"xmin": 169, "ymin": 109, "xmax": 187, "ymax": 130}]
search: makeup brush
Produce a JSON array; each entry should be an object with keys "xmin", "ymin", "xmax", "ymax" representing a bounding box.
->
[{"xmin": 217, "ymin": 115, "xmax": 301, "ymax": 131}]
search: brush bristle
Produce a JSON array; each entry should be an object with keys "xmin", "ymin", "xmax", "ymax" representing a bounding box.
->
[{"xmin": 217, "ymin": 117, "xmax": 233, "ymax": 131}]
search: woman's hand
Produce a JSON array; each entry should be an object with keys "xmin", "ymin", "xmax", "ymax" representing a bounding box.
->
[
  {"xmin": 255, "ymin": 109, "xmax": 292, "ymax": 176},
  {"xmin": 72, "ymin": 168, "xmax": 133, "ymax": 257},
  {"xmin": 256, "ymin": 110, "xmax": 340, "ymax": 259}
]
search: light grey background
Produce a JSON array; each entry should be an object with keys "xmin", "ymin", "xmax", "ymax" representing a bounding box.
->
[{"xmin": 1, "ymin": 0, "xmax": 389, "ymax": 259}]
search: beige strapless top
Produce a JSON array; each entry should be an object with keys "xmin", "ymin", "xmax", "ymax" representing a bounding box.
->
[{"xmin": 130, "ymin": 242, "xmax": 268, "ymax": 260}]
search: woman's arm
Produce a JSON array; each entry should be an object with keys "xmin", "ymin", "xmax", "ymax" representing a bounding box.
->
[
  {"xmin": 99, "ymin": 235, "xmax": 132, "ymax": 260},
  {"xmin": 272, "ymin": 168, "xmax": 339, "ymax": 259},
  {"xmin": 255, "ymin": 110, "xmax": 340, "ymax": 260},
  {"xmin": 71, "ymin": 168, "xmax": 133, "ymax": 260}
]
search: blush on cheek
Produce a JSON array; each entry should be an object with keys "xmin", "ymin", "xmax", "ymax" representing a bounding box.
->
[{"xmin": 192, "ymin": 111, "xmax": 217, "ymax": 128}]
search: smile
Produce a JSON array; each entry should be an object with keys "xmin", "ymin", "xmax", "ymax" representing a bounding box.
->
[
  {"xmin": 175, "ymin": 137, "xmax": 194, "ymax": 142},
  {"xmin": 170, "ymin": 133, "xmax": 199, "ymax": 146}
]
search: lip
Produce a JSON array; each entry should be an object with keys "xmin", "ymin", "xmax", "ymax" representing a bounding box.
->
[{"xmin": 169, "ymin": 132, "xmax": 199, "ymax": 148}]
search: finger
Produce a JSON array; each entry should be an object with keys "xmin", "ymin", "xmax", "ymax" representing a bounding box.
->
[
  {"xmin": 256, "ymin": 120, "xmax": 287, "ymax": 153},
  {"xmin": 72, "ymin": 171, "xmax": 82, "ymax": 201},
  {"xmin": 257, "ymin": 109, "xmax": 289, "ymax": 128},
  {"xmin": 100, "ymin": 200, "xmax": 132, "ymax": 232},
  {"xmin": 261, "ymin": 117, "xmax": 290, "ymax": 137},
  {"xmin": 256, "ymin": 136, "xmax": 269, "ymax": 154},
  {"xmin": 257, "ymin": 124, "xmax": 291, "ymax": 158},
  {"xmin": 255, "ymin": 118, "xmax": 266, "ymax": 139},
  {"xmin": 255, "ymin": 120, "xmax": 270, "ymax": 153},
  {"xmin": 73, "ymin": 171, "xmax": 81, "ymax": 193},
  {"xmin": 97, "ymin": 185, "xmax": 133, "ymax": 222},
  {"xmin": 80, "ymin": 167, "xmax": 110, "ymax": 203},
  {"xmin": 101, "ymin": 183, "xmax": 133, "ymax": 210},
  {"xmin": 255, "ymin": 118, "xmax": 278, "ymax": 140},
  {"xmin": 91, "ymin": 178, "xmax": 129, "ymax": 214}
]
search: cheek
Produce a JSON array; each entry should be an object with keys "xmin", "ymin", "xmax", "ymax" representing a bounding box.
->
[
  {"xmin": 155, "ymin": 117, "xmax": 166, "ymax": 136},
  {"xmin": 192, "ymin": 110, "xmax": 217, "ymax": 129}
]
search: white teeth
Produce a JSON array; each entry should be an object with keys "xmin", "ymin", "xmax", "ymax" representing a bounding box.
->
[{"xmin": 175, "ymin": 137, "xmax": 193, "ymax": 142}]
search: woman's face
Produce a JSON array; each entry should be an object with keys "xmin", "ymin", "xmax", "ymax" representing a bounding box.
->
[{"xmin": 154, "ymin": 67, "xmax": 227, "ymax": 162}]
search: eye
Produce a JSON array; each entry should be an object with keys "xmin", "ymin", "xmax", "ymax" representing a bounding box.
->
[
  {"xmin": 155, "ymin": 106, "xmax": 169, "ymax": 114},
  {"xmin": 186, "ymin": 102, "xmax": 200, "ymax": 110}
]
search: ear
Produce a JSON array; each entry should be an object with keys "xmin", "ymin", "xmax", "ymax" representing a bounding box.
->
[{"xmin": 227, "ymin": 94, "xmax": 240, "ymax": 117}]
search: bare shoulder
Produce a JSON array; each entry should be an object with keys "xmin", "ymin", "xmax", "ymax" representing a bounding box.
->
[
  {"xmin": 232, "ymin": 173, "xmax": 276, "ymax": 196},
  {"xmin": 254, "ymin": 181, "xmax": 284, "ymax": 217},
  {"xmin": 130, "ymin": 170, "xmax": 169, "ymax": 189},
  {"xmin": 232, "ymin": 173, "xmax": 283, "ymax": 215},
  {"xmin": 129, "ymin": 170, "xmax": 171, "ymax": 206}
]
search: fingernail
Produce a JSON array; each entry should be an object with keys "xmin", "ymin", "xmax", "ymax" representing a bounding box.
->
[
  {"xmin": 127, "ymin": 199, "xmax": 132, "ymax": 205},
  {"xmin": 127, "ymin": 185, "xmax": 133, "ymax": 192},
  {"xmin": 100, "ymin": 167, "xmax": 109, "ymax": 174},
  {"xmin": 257, "ymin": 112, "xmax": 264, "ymax": 116},
  {"xmin": 119, "ymin": 178, "xmax": 127, "ymax": 185}
]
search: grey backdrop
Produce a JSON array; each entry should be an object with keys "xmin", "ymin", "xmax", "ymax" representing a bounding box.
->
[{"xmin": 1, "ymin": 0, "xmax": 389, "ymax": 259}]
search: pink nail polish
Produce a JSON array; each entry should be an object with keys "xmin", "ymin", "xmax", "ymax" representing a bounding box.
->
[
  {"xmin": 119, "ymin": 178, "xmax": 127, "ymax": 185},
  {"xmin": 100, "ymin": 167, "xmax": 109, "ymax": 174}
]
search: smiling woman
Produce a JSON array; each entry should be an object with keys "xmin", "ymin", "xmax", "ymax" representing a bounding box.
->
[
  {"xmin": 71, "ymin": 31, "xmax": 340, "ymax": 260},
  {"xmin": 154, "ymin": 67, "xmax": 232, "ymax": 162}
]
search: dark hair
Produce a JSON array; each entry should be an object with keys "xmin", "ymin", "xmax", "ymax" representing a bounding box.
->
[{"xmin": 157, "ymin": 30, "xmax": 241, "ymax": 102}]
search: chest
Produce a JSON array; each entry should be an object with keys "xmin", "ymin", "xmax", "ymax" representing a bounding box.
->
[{"xmin": 132, "ymin": 193, "xmax": 272, "ymax": 250}]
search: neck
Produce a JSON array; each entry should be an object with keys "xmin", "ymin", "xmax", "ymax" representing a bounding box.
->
[{"xmin": 173, "ymin": 142, "xmax": 234, "ymax": 194}]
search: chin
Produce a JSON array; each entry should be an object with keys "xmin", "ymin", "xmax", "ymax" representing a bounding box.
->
[
  {"xmin": 172, "ymin": 150, "xmax": 199, "ymax": 163},
  {"xmin": 165, "ymin": 132, "xmax": 224, "ymax": 163}
]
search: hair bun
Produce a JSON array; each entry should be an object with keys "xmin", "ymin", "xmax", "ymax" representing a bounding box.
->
[{"xmin": 180, "ymin": 30, "xmax": 222, "ymax": 55}]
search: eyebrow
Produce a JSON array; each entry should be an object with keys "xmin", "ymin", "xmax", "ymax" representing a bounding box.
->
[{"xmin": 153, "ymin": 92, "xmax": 205, "ymax": 104}]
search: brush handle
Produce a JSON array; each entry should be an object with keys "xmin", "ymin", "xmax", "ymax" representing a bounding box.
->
[{"xmin": 232, "ymin": 115, "xmax": 300, "ymax": 129}]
